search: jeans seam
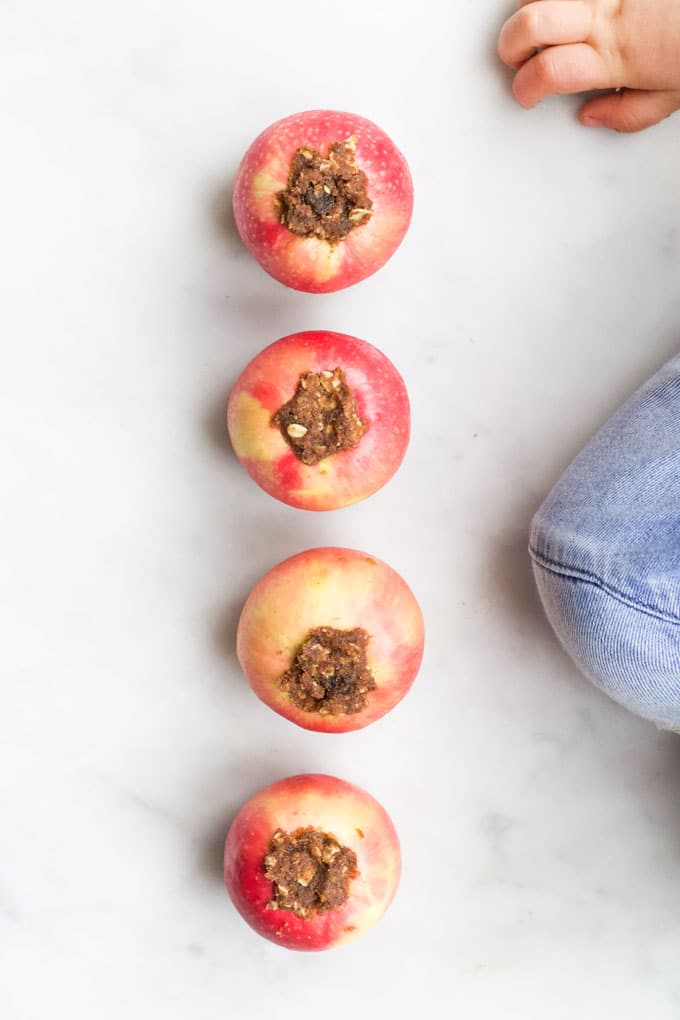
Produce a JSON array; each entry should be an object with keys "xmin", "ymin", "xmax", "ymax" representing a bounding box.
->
[{"xmin": 529, "ymin": 546, "xmax": 680, "ymax": 625}]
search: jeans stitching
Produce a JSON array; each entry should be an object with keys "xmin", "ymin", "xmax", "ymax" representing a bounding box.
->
[{"xmin": 529, "ymin": 546, "xmax": 680, "ymax": 625}]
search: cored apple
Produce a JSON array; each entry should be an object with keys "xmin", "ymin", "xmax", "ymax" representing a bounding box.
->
[
  {"xmin": 233, "ymin": 110, "xmax": 413, "ymax": 293},
  {"xmin": 227, "ymin": 330, "xmax": 410, "ymax": 512},
  {"xmin": 237, "ymin": 547, "xmax": 424, "ymax": 733},
  {"xmin": 224, "ymin": 773, "xmax": 401, "ymax": 951}
]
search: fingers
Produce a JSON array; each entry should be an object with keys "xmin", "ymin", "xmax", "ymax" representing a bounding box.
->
[
  {"xmin": 512, "ymin": 43, "xmax": 611, "ymax": 108},
  {"xmin": 498, "ymin": 1, "xmax": 593, "ymax": 70},
  {"xmin": 579, "ymin": 89, "xmax": 680, "ymax": 132}
]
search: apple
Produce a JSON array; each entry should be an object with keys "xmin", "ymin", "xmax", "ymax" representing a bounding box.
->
[
  {"xmin": 227, "ymin": 330, "xmax": 410, "ymax": 512},
  {"xmin": 233, "ymin": 110, "xmax": 413, "ymax": 293},
  {"xmin": 224, "ymin": 773, "xmax": 401, "ymax": 951},
  {"xmin": 237, "ymin": 547, "xmax": 424, "ymax": 733}
]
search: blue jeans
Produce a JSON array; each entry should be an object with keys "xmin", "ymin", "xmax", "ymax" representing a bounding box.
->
[{"xmin": 530, "ymin": 353, "xmax": 680, "ymax": 729}]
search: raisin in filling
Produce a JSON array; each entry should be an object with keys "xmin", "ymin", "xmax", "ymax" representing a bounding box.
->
[
  {"xmin": 276, "ymin": 137, "xmax": 372, "ymax": 243},
  {"xmin": 279, "ymin": 626, "xmax": 376, "ymax": 715},
  {"xmin": 264, "ymin": 827, "xmax": 358, "ymax": 918},
  {"xmin": 271, "ymin": 367, "xmax": 367, "ymax": 466}
]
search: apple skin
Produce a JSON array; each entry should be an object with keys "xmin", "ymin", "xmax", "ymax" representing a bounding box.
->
[
  {"xmin": 237, "ymin": 547, "xmax": 424, "ymax": 733},
  {"xmin": 227, "ymin": 330, "xmax": 410, "ymax": 512},
  {"xmin": 224, "ymin": 773, "xmax": 401, "ymax": 951},
  {"xmin": 233, "ymin": 110, "xmax": 413, "ymax": 293}
]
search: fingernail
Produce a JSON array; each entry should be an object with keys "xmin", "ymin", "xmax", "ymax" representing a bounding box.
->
[{"xmin": 581, "ymin": 116, "xmax": 602, "ymax": 127}]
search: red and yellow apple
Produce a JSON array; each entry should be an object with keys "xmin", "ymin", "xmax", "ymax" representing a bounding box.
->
[
  {"xmin": 227, "ymin": 330, "xmax": 410, "ymax": 511},
  {"xmin": 224, "ymin": 773, "xmax": 401, "ymax": 951},
  {"xmin": 233, "ymin": 110, "xmax": 413, "ymax": 293},
  {"xmin": 237, "ymin": 547, "xmax": 424, "ymax": 733}
]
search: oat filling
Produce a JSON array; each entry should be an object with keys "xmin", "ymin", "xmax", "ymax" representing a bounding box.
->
[
  {"xmin": 271, "ymin": 367, "xmax": 367, "ymax": 466},
  {"xmin": 276, "ymin": 136, "xmax": 372, "ymax": 243},
  {"xmin": 279, "ymin": 626, "xmax": 376, "ymax": 716},
  {"xmin": 264, "ymin": 826, "xmax": 359, "ymax": 918}
]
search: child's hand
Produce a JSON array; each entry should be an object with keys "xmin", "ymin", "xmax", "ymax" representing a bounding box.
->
[{"xmin": 497, "ymin": 0, "xmax": 680, "ymax": 132}]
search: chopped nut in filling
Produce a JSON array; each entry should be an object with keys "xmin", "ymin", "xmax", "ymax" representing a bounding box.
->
[
  {"xmin": 264, "ymin": 826, "xmax": 358, "ymax": 917},
  {"xmin": 272, "ymin": 367, "xmax": 367, "ymax": 465},
  {"xmin": 276, "ymin": 136, "xmax": 372, "ymax": 244},
  {"xmin": 279, "ymin": 626, "xmax": 376, "ymax": 715}
]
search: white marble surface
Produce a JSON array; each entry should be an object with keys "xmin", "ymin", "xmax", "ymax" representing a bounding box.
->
[{"xmin": 2, "ymin": 1, "xmax": 680, "ymax": 1017}]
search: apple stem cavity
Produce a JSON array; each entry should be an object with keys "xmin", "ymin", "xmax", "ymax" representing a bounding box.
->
[
  {"xmin": 271, "ymin": 367, "xmax": 367, "ymax": 466},
  {"xmin": 276, "ymin": 137, "xmax": 373, "ymax": 244},
  {"xmin": 263, "ymin": 826, "xmax": 359, "ymax": 918},
  {"xmin": 279, "ymin": 626, "xmax": 376, "ymax": 716}
]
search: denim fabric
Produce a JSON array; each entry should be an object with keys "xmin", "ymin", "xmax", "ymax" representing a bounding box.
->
[{"xmin": 530, "ymin": 353, "xmax": 680, "ymax": 729}]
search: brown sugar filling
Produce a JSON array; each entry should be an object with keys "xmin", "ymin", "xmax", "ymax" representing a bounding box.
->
[
  {"xmin": 276, "ymin": 136, "xmax": 373, "ymax": 243},
  {"xmin": 271, "ymin": 367, "xmax": 367, "ymax": 466},
  {"xmin": 279, "ymin": 626, "xmax": 376, "ymax": 716},
  {"xmin": 264, "ymin": 827, "xmax": 359, "ymax": 918}
]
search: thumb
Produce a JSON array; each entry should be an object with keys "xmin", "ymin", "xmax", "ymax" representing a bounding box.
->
[{"xmin": 579, "ymin": 88, "xmax": 680, "ymax": 133}]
